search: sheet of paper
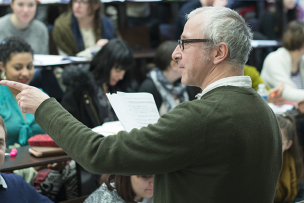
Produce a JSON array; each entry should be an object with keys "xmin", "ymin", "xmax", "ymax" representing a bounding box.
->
[
  {"xmin": 92, "ymin": 121, "xmax": 125, "ymax": 136},
  {"xmin": 106, "ymin": 92, "xmax": 160, "ymax": 132},
  {"xmin": 268, "ymin": 103, "xmax": 294, "ymax": 114},
  {"xmin": 33, "ymin": 55, "xmax": 88, "ymax": 66}
]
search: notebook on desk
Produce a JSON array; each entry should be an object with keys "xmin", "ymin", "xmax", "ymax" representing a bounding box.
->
[{"xmin": 29, "ymin": 147, "xmax": 66, "ymax": 157}]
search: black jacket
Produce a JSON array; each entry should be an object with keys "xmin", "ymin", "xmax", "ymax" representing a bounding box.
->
[{"xmin": 61, "ymin": 65, "xmax": 116, "ymax": 128}]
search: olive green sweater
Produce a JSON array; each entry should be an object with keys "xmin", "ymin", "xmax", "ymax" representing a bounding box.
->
[{"xmin": 35, "ymin": 86, "xmax": 282, "ymax": 203}]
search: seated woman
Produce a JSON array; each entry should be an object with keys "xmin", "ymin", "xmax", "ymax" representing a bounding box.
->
[
  {"xmin": 259, "ymin": 0, "xmax": 304, "ymax": 40},
  {"xmin": 84, "ymin": 174, "xmax": 153, "ymax": 203},
  {"xmin": 275, "ymin": 114, "xmax": 304, "ymax": 202},
  {"xmin": 61, "ymin": 39, "xmax": 135, "ymax": 128},
  {"xmin": 0, "ymin": 37, "xmax": 77, "ymax": 202},
  {"xmin": 0, "ymin": 0, "xmax": 48, "ymax": 54},
  {"xmin": 53, "ymin": 0, "xmax": 118, "ymax": 58},
  {"xmin": 261, "ymin": 20, "xmax": 304, "ymax": 105},
  {"xmin": 0, "ymin": 37, "xmax": 45, "ymax": 146},
  {"xmin": 0, "ymin": 0, "xmax": 63, "ymax": 100},
  {"xmin": 138, "ymin": 41, "xmax": 195, "ymax": 115}
]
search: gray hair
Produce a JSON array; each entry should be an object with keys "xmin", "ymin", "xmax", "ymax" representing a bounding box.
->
[{"xmin": 187, "ymin": 7, "xmax": 252, "ymax": 66}]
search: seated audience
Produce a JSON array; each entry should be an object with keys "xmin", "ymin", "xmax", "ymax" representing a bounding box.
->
[
  {"xmin": 261, "ymin": 21, "xmax": 304, "ymax": 105},
  {"xmin": 139, "ymin": 41, "xmax": 195, "ymax": 115},
  {"xmin": 0, "ymin": 37, "xmax": 45, "ymax": 146},
  {"xmin": 53, "ymin": 0, "xmax": 118, "ymax": 58},
  {"xmin": 275, "ymin": 114, "xmax": 304, "ymax": 202},
  {"xmin": 174, "ymin": 0, "xmax": 227, "ymax": 40},
  {"xmin": 259, "ymin": 0, "xmax": 304, "ymax": 40},
  {"xmin": 0, "ymin": 0, "xmax": 63, "ymax": 100},
  {"xmin": 0, "ymin": 37, "xmax": 77, "ymax": 202},
  {"xmin": 84, "ymin": 174, "xmax": 153, "ymax": 203},
  {"xmin": 0, "ymin": 116, "xmax": 53, "ymax": 203},
  {"xmin": 61, "ymin": 39, "xmax": 135, "ymax": 128}
]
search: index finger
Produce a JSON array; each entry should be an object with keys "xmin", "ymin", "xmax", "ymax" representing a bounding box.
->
[{"xmin": 0, "ymin": 80, "xmax": 29, "ymax": 91}]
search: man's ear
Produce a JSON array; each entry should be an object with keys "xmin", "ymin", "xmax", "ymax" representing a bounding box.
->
[
  {"xmin": 286, "ymin": 140, "xmax": 293, "ymax": 151},
  {"xmin": 213, "ymin": 42, "xmax": 229, "ymax": 65}
]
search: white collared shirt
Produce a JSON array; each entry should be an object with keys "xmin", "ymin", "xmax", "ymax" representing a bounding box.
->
[
  {"xmin": 196, "ymin": 76, "xmax": 252, "ymax": 99},
  {"xmin": 0, "ymin": 173, "xmax": 7, "ymax": 189}
]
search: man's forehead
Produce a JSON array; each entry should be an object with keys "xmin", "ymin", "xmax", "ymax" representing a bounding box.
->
[{"xmin": 182, "ymin": 16, "xmax": 203, "ymax": 39}]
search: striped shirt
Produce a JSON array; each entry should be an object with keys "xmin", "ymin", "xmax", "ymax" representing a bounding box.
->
[{"xmin": 291, "ymin": 69, "xmax": 303, "ymax": 89}]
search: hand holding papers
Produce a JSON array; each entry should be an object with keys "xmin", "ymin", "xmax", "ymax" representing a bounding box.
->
[{"xmin": 106, "ymin": 92, "xmax": 160, "ymax": 132}]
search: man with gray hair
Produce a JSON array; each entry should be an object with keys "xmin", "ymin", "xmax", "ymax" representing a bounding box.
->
[{"xmin": 0, "ymin": 7, "xmax": 281, "ymax": 203}]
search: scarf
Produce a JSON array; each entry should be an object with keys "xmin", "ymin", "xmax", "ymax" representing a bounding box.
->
[
  {"xmin": 274, "ymin": 150, "xmax": 298, "ymax": 203},
  {"xmin": 147, "ymin": 68, "xmax": 188, "ymax": 112}
]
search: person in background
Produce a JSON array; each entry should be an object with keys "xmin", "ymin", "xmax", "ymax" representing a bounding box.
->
[
  {"xmin": 261, "ymin": 20, "xmax": 304, "ymax": 112},
  {"xmin": 0, "ymin": 0, "xmax": 48, "ymax": 54},
  {"xmin": 275, "ymin": 114, "xmax": 304, "ymax": 202},
  {"xmin": 259, "ymin": 0, "xmax": 304, "ymax": 40},
  {"xmin": 0, "ymin": 116, "xmax": 53, "ymax": 203},
  {"xmin": 0, "ymin": 37, "xmax": 77, "ymax": 202},
  {"xmin": 52, "ymin": 0, "xmax": 118, "ymax": 58},
  {"xmin": 84, "ymin": 175, "xmax": 153, "ymax": 203},
  {"xmin": 61, "ymin": 39, "xmax": 135, "ymax": 128},
  {"xmin": 0, "ymin": 37, "xmax": 45, "ymax": 146},
  {"xmin": 0, "ymin": 0, "xmax": 63, "ymax": 100},
  {"xmin": 174, "ymin": 0, "xmax": 227, "ymax": 40},
  {"xmin": 139, "ymin": 41, "xmax": 195, "ymax": 115}
]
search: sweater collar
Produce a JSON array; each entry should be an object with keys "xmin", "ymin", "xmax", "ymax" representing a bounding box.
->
[
  {"xmin": 196, "ymin": 76, "xmax": 252, "ymax": 99},
  {"xmin": 0, "ymin": 173, "xmax": 7, "ymax": 189}
]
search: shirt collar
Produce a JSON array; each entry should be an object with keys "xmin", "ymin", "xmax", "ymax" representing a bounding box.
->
[
  {"xmin": 0, "ymin": 173, "xmax": 7, "ymax": 189},
  {"xmin": 196, "ymin": 76, "xmax": 252, "ymax": 99}
]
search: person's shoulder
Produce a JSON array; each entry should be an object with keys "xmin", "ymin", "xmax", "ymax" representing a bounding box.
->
[
  {"xmin": 84, "ymin": 183, "xmax": 126, "ymax": 203},
  {"xmin": 62, "ymin": 64, "xmax": 92, "ymax": 89},
  {"xmin": 265, "ymin": 47, "xmax": 289, "ymax": 62},
  {"xmin": 0, "ymin": 14, "xmax": 10, "ymax": 24},
  {"xmin": 1, "ymin": 173, "xmax": 25, "ymax": 185},
  {"xmin": 54, "ymin": 11, "xmax": 72, "ymax": 28},
  {"xmin": 138, "ymin": 78, "xmax": 155, "ymax": 91}
]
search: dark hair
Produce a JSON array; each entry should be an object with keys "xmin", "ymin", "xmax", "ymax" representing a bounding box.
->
[
  {"xmin": 102, "ymin": 174, "xmax": 153, "ymax": 203},
  {"xmin": 276, "ymin": 113, "xmax": 304, "ymax": 186},
  {"xmin": 0, "ymin": 116, "xmax": 7, "ymax": 144},
  {"xmin": 69, "ymin": 0, "xmax": 103, "ymax": 43},
  {"xmin": 154, "ymin": 41, "xmax": 177, "ymax": 71},
  {"xmin": 282, "ymin": 20, "xmax": 304, "ymax": 51},
  {"xmin": 90, "ymin": 39, "xmax": 135, "ymax": 92},
  {"xmin": 275, "ymin": 0, "xmax": 298, "ymax": 39},
  {"xmin": 0, "ymin": 36, "xmax": 34, "ymax": 67}
]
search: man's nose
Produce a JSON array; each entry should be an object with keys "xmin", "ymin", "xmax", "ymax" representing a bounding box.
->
[{"xmin": 172, "ymin": 45, "xmax": 181, "ymax": 61}]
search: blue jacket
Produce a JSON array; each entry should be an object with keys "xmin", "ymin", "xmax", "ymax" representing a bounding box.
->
[{"xmin": 0, "ymin": 173, "xmax": 53, "ymax": 203}]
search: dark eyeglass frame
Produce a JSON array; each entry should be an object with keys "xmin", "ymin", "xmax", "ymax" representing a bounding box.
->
[{"xmin": 178, "ymin": 39, "xmax": 213, "ymax": 51}]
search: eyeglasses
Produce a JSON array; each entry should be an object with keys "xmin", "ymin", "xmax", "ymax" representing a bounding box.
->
[
  {"xmin": 72, "ymin": 0, "xmax": 89, "ymax": 5},
  {"xmin": 178, "ymin": 39, "xmax": 213, "ymax": 51}
]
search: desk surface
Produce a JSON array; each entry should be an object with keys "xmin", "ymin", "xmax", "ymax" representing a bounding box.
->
[{"xmin": 1, "ymin": 146, "xmax": 71, "ymax": 172}]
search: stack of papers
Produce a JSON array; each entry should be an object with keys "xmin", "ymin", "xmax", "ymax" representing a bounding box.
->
[
  {"xmin": 106, "ymin": 92, "xmax": 160, "ymax": 132},
  {"xmin": 92, "ymin": 121, "xmax": 125, "ymax": 136}
]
